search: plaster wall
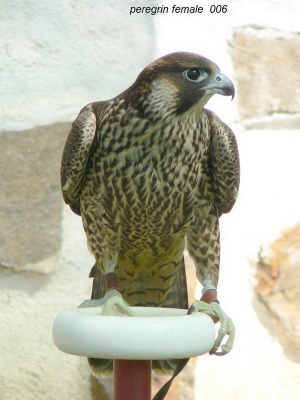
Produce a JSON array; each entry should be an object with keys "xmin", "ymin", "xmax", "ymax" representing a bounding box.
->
[
  {"xmin": 0, "ymin": 0, "xmax": 155, "ymax": 132},
  {"xmin": 1, "ymin": 1, "xmax": 155, "ymax": 399}
]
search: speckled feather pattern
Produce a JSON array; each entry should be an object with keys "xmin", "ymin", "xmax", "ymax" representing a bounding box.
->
[
  {"xmin": 80, "ymin": 98, "xmax": 211, "ymax": 306},
  {"xmin": 61, "ymin": 52, "xmax": 239, "ymax": 307},
  {"xmin": 60, "ymin": 52, "xmax": 240, "ymax": 374}
]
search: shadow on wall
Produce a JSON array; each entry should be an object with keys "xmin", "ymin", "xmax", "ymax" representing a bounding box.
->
[{"xmin": 0, "ymin": 122, "xmax": 71, "ymax": 273}]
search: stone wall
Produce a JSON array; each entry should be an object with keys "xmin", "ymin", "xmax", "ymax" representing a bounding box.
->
[
  {"xmin": 231, "ymin": 26, "xmax": 300, "ymax": 129},
  {"xmin": 0, "ymin": 123, "xmax": 68, "ymax": 271},
  {"xmin": 256, "ymin": 223, "xmax": 300, "ymax": 363},
  {"xmin": 231, "ymin": 25, "xmax": 300, "ymax": 367}
]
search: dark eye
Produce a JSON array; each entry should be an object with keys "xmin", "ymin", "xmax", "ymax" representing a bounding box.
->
[
  {"xmin": 183, "ymin": 68, "xmax": 207, "ymax": 82},
  {"xmin": 187, "ymin": 69, "xmax": 200, "ymax": 80}
]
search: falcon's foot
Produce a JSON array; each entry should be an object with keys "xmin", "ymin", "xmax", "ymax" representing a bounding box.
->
[
  {"xmin": 78, "ymin": 289, "xmax": 136, "ymax": 317},
  {"xmin": 188, "ymin": 300, "xmax": 235, "ymax": 355}
]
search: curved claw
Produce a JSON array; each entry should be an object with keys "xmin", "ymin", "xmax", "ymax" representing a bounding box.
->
[
  {"xmin": 78, "ymin": 289, "xmax": 136, "ymax": 317},
  {"xmin": 188, "ymin": 300, "xmax": 235, "ymax": 355},
  {"xmin": 211, "ymin": 350, "xmax": 228, "ymax": 356}
]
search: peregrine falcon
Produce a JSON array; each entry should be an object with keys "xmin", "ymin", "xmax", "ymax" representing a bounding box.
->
[{"xmin": 61, "ymin": 52, "xmax": 239, "ymax": 377}]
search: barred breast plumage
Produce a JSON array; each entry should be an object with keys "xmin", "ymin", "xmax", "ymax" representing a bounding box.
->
[{"xmin": 80, "ymin": 97, "xmax": 211, "ymax": 307}]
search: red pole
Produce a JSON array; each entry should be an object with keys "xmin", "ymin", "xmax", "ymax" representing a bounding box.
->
[{"xmin": 114, "ymin": 359, "xmax": 152, "ymax": 400}]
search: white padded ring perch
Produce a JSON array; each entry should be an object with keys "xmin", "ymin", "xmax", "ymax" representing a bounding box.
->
[{"xmin": 52, "ymin": 307, "xmax": 215, "ymax": 359}]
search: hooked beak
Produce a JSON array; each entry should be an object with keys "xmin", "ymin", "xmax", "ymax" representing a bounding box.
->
[{"xmin": 201, "ymin": 72, "xmax": 235, "ymax": 100}]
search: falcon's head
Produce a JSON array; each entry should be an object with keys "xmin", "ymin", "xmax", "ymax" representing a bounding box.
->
[{"xmin": 128, "ymin": 52, "xmax": 235, "ymax": 119}]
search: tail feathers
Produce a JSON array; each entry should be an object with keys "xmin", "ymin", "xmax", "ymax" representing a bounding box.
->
[
  {"xmin": 153, "ymin": 257, "xmax": 188, "ymax": 375},
  {"xmin": 89, "ymin": 263, "xmax": 106, "ymax": 299},
  {"xmin": 88, "ymin": 357, "xmax": 113, "ymax": 376},
  {"xmin": 87, "ymin": 258, "xmax": 188, "ymax": 377},
  {"xmin": 162, "ymin": 256, "xmax": 188, "ymax": 310}
]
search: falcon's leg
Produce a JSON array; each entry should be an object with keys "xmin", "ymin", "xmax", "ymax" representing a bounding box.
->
[
  {"xmin": 78, "ymin": 214, "xmax": 136, "ymax": 316},
  {"xmin": 79, "ymin": 266, "xmax": 136, "ymax": 378},
  {"xmin": 79, "ymin": 264, "xmax": 136, "ymax": 316},
  {"xmin": 188, "ymin": 296, "xmax": 235, "ymax": 355},
  {"xmin": 187, "ymin": 205, "xmax": 235, "ymax": 355},
  {"xmin": 79, "ymin": 286, "xmax": 136, "ymax": 316}
]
